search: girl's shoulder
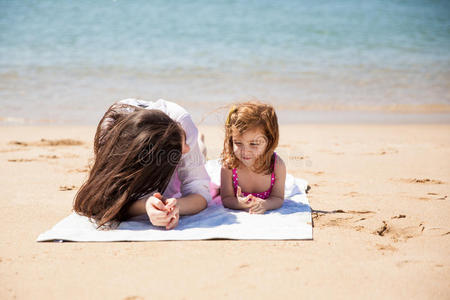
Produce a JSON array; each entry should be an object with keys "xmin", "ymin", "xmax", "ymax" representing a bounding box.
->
[
  {"xmin": 221, "ymin": 165, "xmax": 233, "ymax": 173},
  {"xmin": 220, "ymin": 165, "xmax": 235, "ymax": 179},
  {"xmin": 273, "ymin": 153, "xmax": 286, "ymax": 174}
]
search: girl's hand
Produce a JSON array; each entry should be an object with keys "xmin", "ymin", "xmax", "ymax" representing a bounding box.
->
[
  {"xmin": 236, "ymin": 186, "xmax": 267, "ymax": 213},
  {"xmin": 248, "ymin": 197, "xmax": 267, "ymax": 214},
  {"xmin": 145, "ymin": 193, "xmax": 174, "ymax": 228},
  {"xmin": 236, "ymin": 186, "xmax": 255, "ymax": 208},
  {"xmin": 164, "ymin": 197, "xmax": 180, "ymax": 230}
]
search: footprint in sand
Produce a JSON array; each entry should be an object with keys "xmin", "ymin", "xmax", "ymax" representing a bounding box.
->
[
  {"xmin": 373, "ymin": 219, "xmax": 425, "ymax": 242},
  {"xmin": 59, "ymin": 185, "xmax": 78, "ymax": 191},
  {"xmin": 365, "ymin": 148, "xmax": 399, "ymax": 155},
  {"xmin": 396, "ymin": 260, "xmax": 419, "ymax": 268},
  {"xmin": 8, "ymin": 155, "xmax": 61, "ymax": 162},
  {"xmin": 312, "ymin": 209, "xmax": 375, "ymax": 230},
  {"xmin": 39, "ymin": 155, "xmax": 59, "ymax": 159},
  {"xmin": 391, "ymin": 214, "xmax": 406, "ymax": 219},
  {"xmin": 9, "ymin": 138, "xmax": 84, "ymax": 147},
  {"xmin": 123, "ymin": 296, "xmax": 144, "ymax": 300},
  {"xmin": 7, "ymin": 158, "xmax": 37, "ymax": 162},
  {"xmin": 344, "ymin": 191, "xmax": 361, "ymax": 198},
  {"xmin": 62, "ymin": 153, "xmax": 80, "ymax": 158},
  {"xmin": 417, "ymin": 194, "xmax": 447, "ymax": 201},
  {"xmin": 305, "ymin": 171, "xmax": 325, "ymax": 176},
  {"xmin": 397, "ymin": 178, "xmax": 445, "ymax": 184},
  {"xmin": 288, "ymin": 155, "xmax": 308, "ymax": 161},
  {"xmin": 0, "ymin": 147, "xmax": 30, "ymax": 153},
  {"xmin": 8, "ymin": 141, "xmax": 28, "ymax": 146},
  {"xmin": 376, "ymin": 243, "xmax": 398, "ymax": 252},
  {"xmin": 68, "ymin": 168, "xmax": 89, "ymax": 173}
]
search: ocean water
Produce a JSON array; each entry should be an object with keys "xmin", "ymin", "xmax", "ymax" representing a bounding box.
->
[{"xmin": 0, "ymin": 0, "xmax": 449, "ymax": 124}]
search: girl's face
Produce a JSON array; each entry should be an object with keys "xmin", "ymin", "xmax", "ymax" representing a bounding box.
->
[{"xmin": 232, "ymin": 127, "xmax": 268, "ymax": 168}]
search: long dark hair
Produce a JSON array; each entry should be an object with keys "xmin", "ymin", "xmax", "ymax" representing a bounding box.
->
[{"xmin": 73, "ymin": 103, "xmax": 184, "ymax": 228}]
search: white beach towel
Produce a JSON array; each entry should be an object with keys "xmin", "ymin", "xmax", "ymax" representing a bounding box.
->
[{"xmin": 36, "ymin": 160, "xmax": 312, "ymax": 242}]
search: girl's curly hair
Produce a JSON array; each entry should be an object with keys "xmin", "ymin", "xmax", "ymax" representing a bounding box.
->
[{"xmin": 221, "ymin": 101, "xmax": 279, "ymax": 174}]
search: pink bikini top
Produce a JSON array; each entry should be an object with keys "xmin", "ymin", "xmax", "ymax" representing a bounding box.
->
[{"xmin": 232, "ymin": 152, "xmax": 277, "ymax": 199}]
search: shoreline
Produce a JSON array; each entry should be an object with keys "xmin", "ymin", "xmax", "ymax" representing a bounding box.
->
[{"xmin": 2, "ymin": 107, "xmax": 450, "ymax": 126}]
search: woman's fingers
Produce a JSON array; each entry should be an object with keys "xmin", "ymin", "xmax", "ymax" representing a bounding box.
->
[
  {"xmin": 152, "ymin": 192, "xmax": 168, "ymax": 204},
  {"xmin": 148, "ymin": 196, "xmax": 167, "ymax": 211},
  {"xmin": 166, "ymin": 214, "xmax": 179, "ymax": 230},
  {"xmin": 165, "ymin": 198, "xmax": 177, "ymax": 212},
  {"xmin": 165, "ymin": 200, "xmax": 180, "ymax": 229},
  {"xmin": 146, "ymin": 196, "xmax": 177, "ymax": 226},
  {"xmin": 155, "ymin": 208, "xmax": 177, "ymax": 221}
]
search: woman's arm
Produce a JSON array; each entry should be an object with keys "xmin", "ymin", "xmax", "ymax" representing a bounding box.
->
[
  {"xmin": 126, "ymin": 191, "xmax": 207, "ymax": 218},
  {"xmin": 177, "ymin": 193, "xmax": 207, "ymax": 215},
  {"xmin": 177, "ymin": 114, "xmax": 212, "ymax": 204}
]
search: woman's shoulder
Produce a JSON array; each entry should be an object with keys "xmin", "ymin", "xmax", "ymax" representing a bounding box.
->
[
  {"xmin": 155, "ymin": 99, "xmax": 190, "ymax": 120},
  {"xmin": 117, "ymin": 98, "xmax": 190, "ymax": 121},
  {"xmin": 117, "ymin": 98, "xmax": 197, "ymax": 146}
]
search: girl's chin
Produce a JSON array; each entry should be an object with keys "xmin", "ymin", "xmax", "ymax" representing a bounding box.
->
[{"xmin": 240, "ymin": 159, "xmax": 255, "ymax": 167}]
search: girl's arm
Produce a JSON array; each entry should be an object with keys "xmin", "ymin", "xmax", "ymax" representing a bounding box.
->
[{"xmin": 220, "ymin": 167, "xmax": 252, "ymax": 211}]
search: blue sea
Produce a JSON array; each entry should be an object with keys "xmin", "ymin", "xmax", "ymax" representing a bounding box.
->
[{"xmin": 0, "ymin": 0, "xmax": 449, "ymax": 124}]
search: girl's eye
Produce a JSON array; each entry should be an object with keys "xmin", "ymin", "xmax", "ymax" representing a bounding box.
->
[{"xmin": 250, "ymin": 143, "xmax": 259, "ymax": 147}]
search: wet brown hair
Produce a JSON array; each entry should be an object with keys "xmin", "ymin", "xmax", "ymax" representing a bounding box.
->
[
  {"xmin": 221, "ymin": 101, "xmax": 279, "ymax": 174},
  {"xmin": 73, "ymin": 103, "xmax": 184, "ymax": 229}
]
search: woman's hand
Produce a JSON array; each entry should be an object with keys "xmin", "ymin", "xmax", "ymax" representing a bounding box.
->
[
  {"xmin": 164, "ymin": 197, "xmax": 180, "ymax": 230},
  {"xmin": 145, "ymin": 193, "xmax": 179, "ymax": 229}
]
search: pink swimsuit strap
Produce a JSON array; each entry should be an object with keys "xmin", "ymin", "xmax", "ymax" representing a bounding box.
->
[{"xmin": 232, "ymin": 152, "xmax": 277, "ymax": 200}]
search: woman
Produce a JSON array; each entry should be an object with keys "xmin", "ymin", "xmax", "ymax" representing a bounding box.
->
[{"xmin": 73, "ymin": 99, "xmax": 211, "ymax": 230}]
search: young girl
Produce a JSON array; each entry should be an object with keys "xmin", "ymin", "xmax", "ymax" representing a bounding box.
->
[{"xmin": 220, "ymin": 101, "xmax": 286, "ymax": 214}]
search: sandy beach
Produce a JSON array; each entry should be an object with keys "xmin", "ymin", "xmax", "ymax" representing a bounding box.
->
[{"xmin": 0, "ymin": 124, "xmax": 449, "ymax": 299}]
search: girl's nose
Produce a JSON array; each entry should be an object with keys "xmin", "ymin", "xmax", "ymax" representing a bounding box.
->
[{"xmin": 242, "ymin": 147, "xmax": 251, "ymax": 156}]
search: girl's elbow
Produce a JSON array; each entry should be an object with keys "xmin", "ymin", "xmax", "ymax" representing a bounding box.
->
[
  {"xmin": 274, "ymin": 197, "xmax": 285, "ymax": 209},
  {"xmin": 221, "ymin": 197, "xmax": 233, "ymax": 209}
]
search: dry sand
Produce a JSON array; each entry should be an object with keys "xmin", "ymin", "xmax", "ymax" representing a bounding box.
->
[{"xmin": 0, "ymin": 124, "xmax": 449, "ymax": 299}]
